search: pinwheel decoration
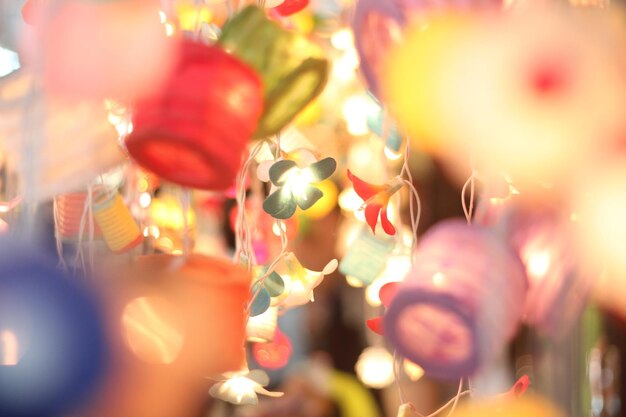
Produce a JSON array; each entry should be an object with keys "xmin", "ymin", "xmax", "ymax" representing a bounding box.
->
[
  {"xmin": 348, "ymin": 170, "xmax": 404, "ymax": 235},
  {"xmin": 262, "ymin": 157, "xmax": 337, "ymax": 220}
]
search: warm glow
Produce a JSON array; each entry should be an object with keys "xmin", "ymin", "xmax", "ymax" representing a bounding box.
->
[
  {"xmin": 355, "ymin": 347, "xmax": 395, "ymax": 389},
  {"xmin": 403, "ymin": 359, "xmax": 425, "ymax": 381},
  {"xmin": 366, "ymin": 255, "xmax": 411, "ymax": 306},
  {"xmin": 1, "ymin": 330, "xmax": 19, "ymax": 366},
  {"xmin": 432, "ymin": 271, "xmax": 447, "ymax": 287},
  {"xmin": 526, "ymin": 249, "xmax": 551, "ymax": 279},
  {"xmin": 222, "ymin": 376, "xmax": 258, "ymax": 403},
  {"xmin": 139, "ymin": 192, "xmax": 152, "ymax": 208},
  {"xmin": 346, "ymin": 275, "xmax": 365, "ymax": 288},
  {"xmin": 122, "ymin": 296, "xmax": 185, "ymax": 364},
  {"xmin": 151, "ymin": 197, "xmax": 196, "ymax": 231},
  {"xmin": 342, "ymin": 94, "xmax": 379, "ymax": 136},
  {"xmin": 331, "ymin": 29, "xmax": 355, "ymax": 51}
]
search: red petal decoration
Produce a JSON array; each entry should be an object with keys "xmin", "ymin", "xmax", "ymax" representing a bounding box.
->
[
  {"xmin": 379, "ymin": 282, "xmax": 401, "ymax": 307},
  {"xmin": 253, "ymin": 328, "xmax": 293, "ymax": 370},
  {"xmin": 274, "ymin": 0, "xmax": 309, "ymax": 16},
  {"xmin": 364, "ymin": 203, "xmax": 383, "ymax": 234},
  {"xmin": 508, "ymin": 375, "xmax": 530, "ymax": 398},
  {"xmin": 380, "ymin": 206, "xmax": 396, "ymax": 236},
  {"xmin": 347, "ymin": 170, "xmax": 384, "ymax": 201},
  {"xmin": 366, "ymin": 317, "xmax": 384, "ymax": 335}
]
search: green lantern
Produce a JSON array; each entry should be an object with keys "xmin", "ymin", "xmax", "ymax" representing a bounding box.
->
[{"xmin": 219, "ymin": 6, "xmax": 329, "ymax": 138}]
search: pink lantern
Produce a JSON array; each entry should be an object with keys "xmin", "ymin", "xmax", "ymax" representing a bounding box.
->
[
  {"xmin": 495, "ymin": 199, "xmax": 592, "ymax": 337},
  {"xmin": 384, "ymin": 220, "xmax": 527, "ymax": 379}
]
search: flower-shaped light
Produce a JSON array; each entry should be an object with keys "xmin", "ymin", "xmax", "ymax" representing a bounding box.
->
[
  {"xmin": 209, "ymin": 369, "xmax": 283, "ymax": 405},
  {"xmin": 348, "ymin": 170, "xmax": 404, "ymax": 235},
  {"xmin": 263, "ymin": 157, "xmax": 336, "ymax": 219},
  {"xmin": 366, "ymin": 281, "xmax": 400, "ymax": 335},
  {"xmin": 279, "ymin": 253, "xmax": 337, "ymax": 308}
]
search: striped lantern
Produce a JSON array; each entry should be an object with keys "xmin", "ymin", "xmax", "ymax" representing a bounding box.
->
[
  {"xmin": 0, "ymin": 70, "xmax": 124, "ymax": 202},
  {"xmin": 92, "ymin": 190, "xmax": 142, "ymax": 253},
  {"xmin": 384, "ymin": 220, "xmax": 527, "ymax": 380},
  {"xmin": 54, "ymin": 190, "xmax": 103, "ymax": 241}
]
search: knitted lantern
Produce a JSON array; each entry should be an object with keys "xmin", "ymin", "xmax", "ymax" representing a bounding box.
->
[
  {"xmin": 0, "ymin": 70, "xmax": 124, "ymax": 202},
  {"xmin": 384, "ymin": 220, "xmax": 527, "ymax": 379},
  {"xmin": 81, "ymin": 254, "xmax": 251, "ymax": 417},
  {"xmin": 125, "ymin": 39, "xmax": 264, "ymax": 190}
]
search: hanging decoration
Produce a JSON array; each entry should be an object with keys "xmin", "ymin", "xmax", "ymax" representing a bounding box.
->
[
  {"xmin": 218, "ymin": 5, "xmax": 329, "ymax": 138},
  {"xmin": 209, "ymin": 368, "xmax": 283, "ymax": 406},
  {"xmin": 348, "ymin": 170, "xmax": 403, "ymax": 235},
  {"xmin": 384, "ymin": 220, "xmax": 527, "ymax": 380},
  {"xmin": 92, "ymin": 189, "xmax": 143, "ymax": 253},
  {"xmin": 125, "ymin": 39, "xmax": 264, "ymax": 190},
  {"xmin": 252, "ymin": 327, "xmax": 293, "ymax": 370}
]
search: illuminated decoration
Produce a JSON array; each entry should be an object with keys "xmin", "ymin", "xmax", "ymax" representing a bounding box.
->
[
  {"xmin": 0, "ymin": 245, "xmax": 107, "ymax": 417},
  {"xmin": 252, "ymin": 327, "xmax": 292, "ymax": 370},
  {"xmin": 339, "ymin": 229, "xmax": 395, "ymax": 286},
  {"xmin": 150, "ymin": 196, "xmax": 196, "ymax": 231},
  {"xmin": 366, "ymin": 281, "xmax": 399, "ymax": 335},
  {"xmin": 218, "ymin": 6, "xmax": 329, "ymax": 138},
  {"xmin": 366, "ymin": 98, "xmax": 403, "ymax": 156},
  {"xmin": 383, "ymin": 8, "xmax": 625, "ymax": 192},
  {"xmin": 126, "ymin": 39, "xmax": 264, "ymax": 190},
  {"xmin": 278, "ymin": 253, "xmax": 338, "ymax": 308},
  {"xmin": 23, "ymin": 0, "xmax": 176, "ymax": 100},
  {"xmin": 54, "ymin": 190, "xmax": 103, "ymax": 241},
  {"xmin": 249, "ymin": 268, "xmax": 286, "ymax": 317},
  {"xmin": 0, "ymin": 70, "xmax": 123, "ymax": 202},
  {"xmin": 273, "ymin": 0, "xmax": 309, "ymax": 16},
  {"xmin": 247, "ymin": 306, "xmax": 278, "ymax": 343},
  {"xmin": 301, "ymin": 179, "xmax": 339, "ymax": 220},
  {"xmin": 93, "ymin": 190, "xmax": 143, "ymax": 253},
  {"xmin": 209, "ymin": 368, "xmax": 283, "ymax": 405},
  {"xmin": 262, "ymin": 157, "xmax": 337, "ymax": 220},
  {"xmin": 348, "ymin": 170, "xmax": 403, "ymax": 235},
  {"xmin": 121, "ymin": 296, "xmax": 185, "ymax": 365},
  {"xmin": 366, "ymin": 254, "xmax": 411, "ymax": 307},
  {"xmin": 384, "ymin": 220, "xmax": 527, "ymax": 379},
  {"xmin": 501, "ymin": 200, "xmax": 592, "ymax": 337},
  {"xmin": 122, "ymin": 254, "xmax": 251, "ymax": 376},
  {"xmin": 403, "ymin": 360, "xmax": 424, "ymax": 382},
  {"xmin": 174, "ymin": 1, "xmax": 213, "ymax": 32},
  {"xmin": 355, "ymin": 346, "xmax": 395, "ymax": 389}
]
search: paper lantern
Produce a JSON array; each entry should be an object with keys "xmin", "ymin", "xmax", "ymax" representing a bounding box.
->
[
  {"xmin": 218, "ymin": 6, "xmax": 328, "ymax": 138},
  {"xmin": 80, "ymin": 254, "xmax": 251, "ymax": 417},
  {"xmin": 0, "ymin": 70, "xmax": 124, "ymax": 202},
  {"xmin": 384, "ymin": 220, "xmax": 527, "ymax": 379},
  {"xmin": 247, "ymin": 306, "xmax": 278, "ymax": 343},
  {"xmin": 125, "ymin": 39, "xmax": 264, "ymax": 190},
  {"xmin": 503, "ymin": 201, "xmax": 592, "ymax": 337},
  {"xmin": 92, "ymin": 190, "xmax": 143, "ymax": 253},
  {"xmin": 0, "ymin": 244, "xmax": 108, "ymax": 417},
  {"xmin": 21, "ymin": 0, "xmax": 176, "ymax": 100},
  {"xmin": 54, "ymin": 190, "xmax": 103, "ymax": 241}
]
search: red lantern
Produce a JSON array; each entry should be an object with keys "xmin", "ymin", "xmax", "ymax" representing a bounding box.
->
[
  {"xmin": 126, "ymin": 39, "xmax": 264, "ymax": 191},
  {"xmin": 274, "ymin": 0, "xmax": 309, "ymax": 16},
  {"xmin": 253, "ymin": 327, "xmax": 293, "ymax": 370}
]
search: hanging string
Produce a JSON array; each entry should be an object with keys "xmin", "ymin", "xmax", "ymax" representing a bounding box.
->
[
  {"xmin": 52, "ymin": 198, "xmax": 67, "ymax": 271},
  {"xmin": 411, "ymin": 379, "xmax": 470, "ymax": 417},
  {"xmin": 461, "ymin": 170, "xmax": 476, "ymax": 224},
  {"xmin": 87, "ymin": 184, "xmax": 95, "ymax": 271},
  {"xmin": 399, "ymin": 139, "xmax": 421, "ymax": 260}
]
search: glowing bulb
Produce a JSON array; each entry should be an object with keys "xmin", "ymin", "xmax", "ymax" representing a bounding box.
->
[
  {"xmin": 366, "ymin": 255, "xmax": 411, "ymax": 306},
  {"xmin": 272, "ymin": 221, "xmax": 287, "ymax": 237},
  {"xmin": 139, "ymin": 192, "xmax": 152, "ymax": 208},
  {"xmin": 158, "ymin": 10, "xmax": 166, "ymax": 23},
  {"xmin": 384, "ymin": 145, "xmax": 403, "ymax": 160},
  {"xmin": 355, "ymin": 347, "xmax": 395, "ymax": 389},
  {"xmin": 331, "ymin": 29, "xmax": 355, "ymax": 50},
  {"xmin": 1, "ymin": 330, "xmax": 19, "ymax": 366},
  {"xmin": 165, "ymin": 23, "xmax": 175, "ymax": 37},
  {"xmin": 342, "ymin": 95, "xmax": 380, "ymax": 136},
  {"xmin": 432, "ymin": 271, "xmax": 446, "ymax": 287},
  {"xmin": 346, "ymin": 275, "xmax": 365, "ymax": 288},
  {"xmin": 332, "ymin": 49, "xmax": 359, "ymax": 82},
  {"xmin": 403, "ymin": 359, "xmax": 424, "ymax": 382},
  {"xmin": 527, "ymin": 249, "xmax": 551, "ymax": 279}
]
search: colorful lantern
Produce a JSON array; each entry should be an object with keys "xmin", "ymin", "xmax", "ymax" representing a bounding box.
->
[
  {"xmin": 22, "ymin": 0, "xmax": 176, "ymax": 100},
  {"xmin": 218, "ymin": 6, "xmax": 329, "ymax": 138},
  {"xmin": 81, "ymin": 254, "xmax": 251, "ymax": 417},
  {"xmin": 54, "ymin": 190, "xmax": 103, "ymax": 241},
  {"xmin": 126, "ymin": 39, "xmax": 264, "ymax": 190},
  {"xmin": 0, "ymin": 244, "xmax": 108, "ymax": 417},
  {"xmin": 253, "ymin": 327, "xmax": 293, "ymax": 370},
  {"xmin": 0, "ymin": 70, "xmax": 124, "ymax": 202},
  {"xmin": 502, "ymin": 200, "xmax": 592, "ymax": 337},
  {"xmin": 92, "ymin": 190, "xmax": 143, "ymax": 253},
  {"xmin": 384, "ymin": 220, "xmax": 527, "ymax": 379},
  {"xmin": 247, "ymin": 306, "xmax": 279, "ymax": 343}
]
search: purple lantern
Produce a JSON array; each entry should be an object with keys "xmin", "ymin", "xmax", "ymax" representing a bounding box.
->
[
  {"xmin": 352, "ymin": 0, "xmax": 502, "ymax": 98},
  {"xmin": 384, "ymin": 220, "xmax": 527, "ymax": 380}
]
